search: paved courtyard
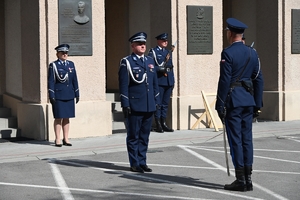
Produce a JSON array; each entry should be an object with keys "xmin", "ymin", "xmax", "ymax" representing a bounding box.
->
[{"xmin": 0, "ymin": 121, "xmax": 299, "ymax": 199}]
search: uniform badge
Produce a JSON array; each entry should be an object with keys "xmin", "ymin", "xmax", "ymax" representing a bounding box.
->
[
  {"xmin": 69, "ymin": 68, "xmax": 72, "ymax": 72},
  {"xmin": 148, "ymin": 64, "xmax": 154, "ymax": 68},
  {"xmin": 221, "ymin": 59, "xmax": 225, "ymax": 63}
]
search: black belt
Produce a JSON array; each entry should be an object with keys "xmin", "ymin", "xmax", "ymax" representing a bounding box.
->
[{"xmin": 230, "ymin": 82, "xmax": 242, "ymax": 87}]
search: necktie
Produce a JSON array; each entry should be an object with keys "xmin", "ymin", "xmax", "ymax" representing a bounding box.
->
[{"xmin": 140, "ymin": 57, "xmax": 144, "ymax": 63}]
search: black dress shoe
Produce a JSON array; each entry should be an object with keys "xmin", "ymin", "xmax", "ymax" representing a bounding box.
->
[
  {"xmin": 130, "ymin": 166, "xmax": 144, "ymax": 173},
  {"xmin": 161, "ymin": 118, "xmax": 174, "ymax": 132},
  {"xmin": 224, "ymin": 180, "xmax": 246, "ymax": 192},
  {"xmin": 54, "ymin": 140, "xmax": 62, "ymax": 147},
  {"xmin": 62, "ymin": 139, "xmax": 72, "ymax": 146},
  {"xmin": 155, "ymin": 118, "xmax": 164, "ymax": 133},
  {"xmin": 140, "ymin": 165, "xmax": 152, "ymax": 172}
]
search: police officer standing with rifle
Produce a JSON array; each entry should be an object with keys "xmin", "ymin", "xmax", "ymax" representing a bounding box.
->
[
  {"xmin": 148, "ymin": 33, "xmax": 175, "ymax": 133},
  {"xmin": 216, "ymin": 18, "xmax": 264, "ymax": 192}
]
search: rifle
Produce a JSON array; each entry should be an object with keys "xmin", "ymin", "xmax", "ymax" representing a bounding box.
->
[{"xmin": 161, "ymin": 40, "xmax": 177, "ymax": 76}]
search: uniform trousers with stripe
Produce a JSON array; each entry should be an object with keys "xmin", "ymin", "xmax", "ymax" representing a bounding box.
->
[
  {"xmin": 155, "ymin": 85, "xmax": 173, "ymax": 118},
  {"xmin": 225, "ymin": 106, "xmax": 254, "ymax": 168},
  {"xmin": 126, "ymin": 111, "xmax": 153, "ymax": 167}
]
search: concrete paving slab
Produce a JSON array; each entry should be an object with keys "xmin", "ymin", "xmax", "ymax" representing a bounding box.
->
[{"xmin": 1, "ymin": 125, "xmax": 299, "ymax": 200}]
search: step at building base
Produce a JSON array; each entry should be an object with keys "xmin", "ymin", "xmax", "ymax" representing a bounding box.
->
[
  {"xmin": 0, "ymin": 128, "xmax": 21, "ymax": 139},
  {"xmin": 0, "ymin": 117, "xmax": 18, "ymax": 128},
  {"xmin": 112, "ymin": 121, "xmax": 126, "ymax": 134},
  {"xmin": 0, "ymin": 108, "xmax": 12, "ymax": 118}
]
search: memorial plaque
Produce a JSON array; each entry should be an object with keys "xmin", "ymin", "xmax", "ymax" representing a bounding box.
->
[
  {"xmin": 58, "ymin": 0, "xmax": 92, "ymax": 56},
  {"xmin": 187, "ymin": 6, "xmax": 213, "ymax": 54},
  {"xmin": 292, "ymin": 9, "xmax": 300, "ymax": 54}
]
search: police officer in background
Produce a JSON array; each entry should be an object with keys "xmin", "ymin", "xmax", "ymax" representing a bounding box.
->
[
  {"xmin": 48, "ymin": 44, "xmax": 80, "ymax": 147},
  {"xmin": 148, "ymin": 33, "xmax": 174, "ymax": 133},
  {"xmin": 242, "ymin": 34, "xmax": 246, "ymax": 44},
  {"xmin": 216, "ymin": 18, "xmax": 264, "ymax": 191},
  {"xmin": 119, "ymin": 32, "xmax": 160, "ymax": 173}
]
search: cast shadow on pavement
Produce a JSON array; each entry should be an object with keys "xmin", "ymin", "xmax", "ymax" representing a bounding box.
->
[
  {"xmin": 111, "ymin": 171, "xmax": 224, "ymax": 190},
  {"xmin": 54, "ymin": 158, "xmax": 223, "ymax": 190}
]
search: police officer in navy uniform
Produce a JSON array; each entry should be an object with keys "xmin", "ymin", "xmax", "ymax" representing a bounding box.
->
[
  {"xmin": 216, "ymin": 18, "xmax": 264, "ymax": 191},
  {"xmin": 48, "ymin": 44, "xmax": 79, "ymax": 147},
  {"xmin": 118, "ymin": 32, "xmax": 160, "ymax": 173},
  {"xmin": 148, "ymin": 33, "xmax": 174, "ymax": 132}
]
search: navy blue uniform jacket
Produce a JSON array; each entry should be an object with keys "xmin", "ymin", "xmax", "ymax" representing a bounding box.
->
[
  {"xmin": 118, "ymin": 53, "xmax": 160, "ymax": 112},
  {"xmin": 216, "ymin": 42, "xmax": 264, "ymax": 111},
  {"xmin": 148, "ymin": 46, "xmax": 175, "ymax": 86},
  {"xmin": 48, "ymin": 60, "xmax": 79, "ymax": 100}
]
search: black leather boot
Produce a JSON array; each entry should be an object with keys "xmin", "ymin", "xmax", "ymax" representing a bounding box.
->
[
  {"xmin": 155, "ymin": 118, "xmax": 164, "ymax": 133},
  {"xmin": 245, "ymin": 166, "xmax": 253, "ymax": 191},
  {"xmin": 224, "ymin": 167, "xmax": 246, "ymax": 192},
  {"xmin": 161, "ymin": 118, "xmax": 174, "ymax": 132}
]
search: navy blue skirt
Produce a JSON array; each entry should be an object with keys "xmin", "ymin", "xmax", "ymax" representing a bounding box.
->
[{"xmin": 52, "ymin": 99, "xmax": 75, "ymax": 119}]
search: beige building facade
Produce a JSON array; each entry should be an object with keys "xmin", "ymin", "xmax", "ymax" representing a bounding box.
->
[{"xmin": 0, "ymin": 0, "xmax": 299, "ymax": 140}]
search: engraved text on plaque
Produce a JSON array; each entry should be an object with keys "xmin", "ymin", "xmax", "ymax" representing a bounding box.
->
[{"xmin": 187, "ymin": 6, "xmax": 213, "ymax": 54}]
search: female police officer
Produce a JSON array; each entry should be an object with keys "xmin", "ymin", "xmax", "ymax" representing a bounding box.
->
[{"xmin": 48, "ymin": 44, "xmax": 79, "ymax": 147}]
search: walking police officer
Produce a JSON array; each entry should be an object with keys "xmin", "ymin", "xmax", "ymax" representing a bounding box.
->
[
  {"xmin": 119, "ymin": 32, "xmax": 160, "ymax": 173},
  {"xmin": 48, "ymin": 44, "xmax": 79, "ymax": 147},
  {"xmin": 216, "ymin": 18, "xmax": 264, "ymax": 191},
  {"xmin": 148, "ymin": 33, "xmax": 174, "ymax": 132}
]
